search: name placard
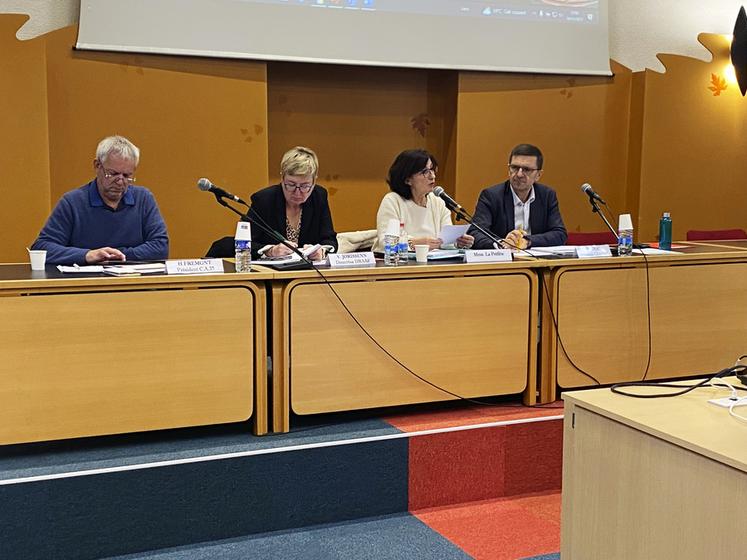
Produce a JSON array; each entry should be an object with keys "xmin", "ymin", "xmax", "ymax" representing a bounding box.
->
[
  {"xmin": 464, "ymin": 249, "xmax": 512, "ymax": 263},
  {"xmin": 576, "ymin": 245, "xmax": 612, "ymax": 258},
  {"xmin": 166, "ymin": 258, "xmax": 225, "ymax": 275},
  {"xmin": 328, "ymin": 252, "xmax": 376, "ymax": 268}
]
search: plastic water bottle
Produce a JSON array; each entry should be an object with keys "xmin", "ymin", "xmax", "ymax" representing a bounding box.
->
[
  {"xmin": 383, "ymin": 218, "xmax": 400, "ymax": 266},
  {"xmin": 397, "ymin": 222, "xmax": 409, "ymax": 263},
  {"xmin": 617, "ymin": 213, "xmax": 633, "ymax": 256},
  {"xmin": 234, "ymin": 221, "xmax": 252, "ymax": 272},
  {"xmin": 384, "ymin": 232, "xmax": 399, "ymax": 265},
  {"xmin": 658, "ymin": 212, "xmax": 672, "ymax": 251}
]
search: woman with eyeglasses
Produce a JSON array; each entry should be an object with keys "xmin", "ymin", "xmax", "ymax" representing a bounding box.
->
[
  {"xmin": 206, "ymin": 146, "xmax": 337, "ymax": 260},
  {"xmin": 373, "ymin": 149, "xmax": 473, "ymax": 253}
]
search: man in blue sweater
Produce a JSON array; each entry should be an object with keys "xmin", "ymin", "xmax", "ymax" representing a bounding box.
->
[{"xmin": 32, "ymin": 135, "xmax": 169, "ymax": 265}]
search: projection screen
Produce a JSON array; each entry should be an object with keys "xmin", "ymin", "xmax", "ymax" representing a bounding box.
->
[{"xmin": 76, "ymin": 0, "xmax": 611, "ymax": 76}]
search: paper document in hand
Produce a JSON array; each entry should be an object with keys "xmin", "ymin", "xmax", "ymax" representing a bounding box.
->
[{"xmin": 438, "ymin": 224, "xmax": 469, "ymax": 246}]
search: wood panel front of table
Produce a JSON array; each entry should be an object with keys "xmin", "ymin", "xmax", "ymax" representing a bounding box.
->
[
  {"xmin": 540, "ymin": 248, "xmax": 747, "ymax": 402},
  {"xmin": 270, "ymin": 262, "xmax": 540, "ymax": 433},
  {"xmin": 0, "ymin": 268, "xmax": 270, "ymax": 443},
  {"xmin": 562, "ymin": 383, "xmax": 747, "ymax": 559}
]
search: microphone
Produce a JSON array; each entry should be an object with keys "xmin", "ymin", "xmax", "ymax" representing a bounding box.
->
[
  {"xmin": 581, "ymin": 183, "xmax": 606, "ymax": 205},
  {"xmin": 197, "ymin": 178, "xmax": 248, "ymax": 206},
  {"xmin": 433, "ymin": 186, "xmax": 467, "ymax": 213}
]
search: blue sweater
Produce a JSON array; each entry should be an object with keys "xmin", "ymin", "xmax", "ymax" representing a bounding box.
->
[{"xmin": 32, "ymin": 180, "xmax": 169, "ymax": 265}]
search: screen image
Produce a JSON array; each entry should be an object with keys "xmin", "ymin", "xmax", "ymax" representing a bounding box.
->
[
  {"xmin": 246, "ymin": 0, "xmax": 600, "ymax": 24},
  {"xmin": 77, "ymin": 0, "xmax": 610, "ymax": 75}
]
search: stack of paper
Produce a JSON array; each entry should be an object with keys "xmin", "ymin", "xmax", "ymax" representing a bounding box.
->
[{"xmin": 103, "ymin": 263, "xmax": 166, "ymax": 276}]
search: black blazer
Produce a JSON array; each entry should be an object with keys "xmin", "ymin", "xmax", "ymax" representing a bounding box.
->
[
  {"xmin": 468, "ymin": 181, "xmax": 567, "ymax": 248},
  {"xmin": 205, "ymin": 184, "xmax": 337, "ymax": 259}
]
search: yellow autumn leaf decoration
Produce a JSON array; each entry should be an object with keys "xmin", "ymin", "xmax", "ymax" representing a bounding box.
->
[{"xmin": 708, "ymin": 73, "xmax": 728, "ymax": 96}]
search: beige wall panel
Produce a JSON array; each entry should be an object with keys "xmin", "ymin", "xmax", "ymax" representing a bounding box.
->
[
  {"xmin": 41, "ymin": 26, "xmax": 269, "ymax": 258},
  {"xmin": 0, "ymin": 15, "xmax": 51, "ymax": 262},
  {"xmin": 637, "ymin": 34, "xmax": 747, "ymax": 242},
  {"xmin": 454, "ymin": 63, "xmax": 633, "ymax": 236},
  {"xmin": 267, "ymin": 63, "xmax": 450, "ymax": 234}
]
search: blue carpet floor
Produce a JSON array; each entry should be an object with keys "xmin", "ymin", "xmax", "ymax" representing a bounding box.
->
[
  {"xmin": 0, "ymin": 416, "xmax": 400, "ymax": 481},
  {"xmin": 104, "ymin": 514, "xmax": 472, "ymax": 560}
]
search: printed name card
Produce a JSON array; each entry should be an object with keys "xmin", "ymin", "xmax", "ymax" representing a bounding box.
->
[
  {"xmin": 328, "ymin": 252, "xmax": 376, "ymax": 268},
  {"xmin": 464, "ymin": 249, "xmax": 512, "ymax": 263},
  {"xmin": 166, "ymin": 258, "xmax": 225, "ymax": 275},
  {"xmin": 575, "ymin": 245, "xmax": 613, "ymax": 258}
]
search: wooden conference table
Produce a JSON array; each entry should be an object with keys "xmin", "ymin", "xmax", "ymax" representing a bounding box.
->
[
  {"xmin": 6, "ymin": 239, "xmax": 747, "ymax": 442},
  {"xmin": 538, "ymin": 241, "xmax": 747, "ymax": 403},
  {"xmin": 0, "ymin": 264, "xmax": 271, "ymax": 444},
  {"xmin": 561, "ymin": 381, "xmax": 747, "ymax": 559},
  {"xmin": 264, "ymin": 260, "xmax": 543, "ymax": 433},
  {"xmin": 263, "ymin": 240, "xmax": 747, "ymax": 432}
]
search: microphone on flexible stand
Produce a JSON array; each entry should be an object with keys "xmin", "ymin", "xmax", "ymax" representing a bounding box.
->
[
  {"xmin": 198, "ymin": 179, "xmax": 312, "ymax": 269},
  {"xmin": 433, "ymin": 186, "xmax": 469, "ymax": 217},
  {"xmin": 432, "ymin": 186, "xmax": 504, "ymax": 248},
  {"xmin": 197, "ymin": 178, "xmax": 248, "ymax": 206},
  {"xmin": 581, "ymin": 183, "xmax": 607, "ymax": 205},
  {"xmin": 579, "ymin": 182, "xmax": 618, "ymax": 241}
]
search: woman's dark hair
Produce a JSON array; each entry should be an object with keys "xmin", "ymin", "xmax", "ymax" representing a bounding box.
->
[{"xmin": 386, "ymin": 149, "xmax": 438, "ymax": 200}]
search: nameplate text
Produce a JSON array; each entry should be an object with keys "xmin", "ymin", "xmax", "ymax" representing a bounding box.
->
[
  {"xmin": 166, "ymin": 259, "xmax": 225, "ymax": 275},
  {"xmin": 465, "ymin": 249, "xmax": 512, "ymax": 263},
  {"xmin": 328, "ymin": 252, "xmax": 376, "ymax": 268}
]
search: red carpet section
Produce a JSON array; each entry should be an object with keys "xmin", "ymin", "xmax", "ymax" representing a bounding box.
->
[
  {"xmin": 414, "ymin": 491, "xmax": 561, "ymax": 560},
  {"xmin": 384, "ymin": 404, "xmax": 563, "ymax": 510},
  {"xmin": 385, "ymin": 403, "xmax": 563, "ymax": 432}
]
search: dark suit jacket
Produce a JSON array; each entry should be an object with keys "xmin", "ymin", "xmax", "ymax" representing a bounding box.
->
[
  {"xmin": 205, "ymin": 184, "xmax": 337, "ymax": 259},
  {"xmin": 468, "ymin": 181, "xmax": 567, "ymax": 248}
]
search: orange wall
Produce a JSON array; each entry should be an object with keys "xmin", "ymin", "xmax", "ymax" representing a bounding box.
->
[
  {"xmin": 267, "ymin": 62, "xmax": 447, "ymax": 234},
  {"xmin": 1, "ymin": 17, "xmax": 745, "ymax": 260},
  {"xmin": 0, "ymin": 15, "xmax": 51, "ymax": 262},
  {"xmin": 453, "ymin": 64, "xmax": 634, "ymax": 236},
  {"xmin": 635, "ymin": 34, "xmax": 747, "ymax": 241}
]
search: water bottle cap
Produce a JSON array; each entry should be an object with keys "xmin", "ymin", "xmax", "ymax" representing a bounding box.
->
[
  {"xmin": 618, "ymin": 213, "xmax": 633, "ymax": 231},
  {"xmin": 386, "ymin": 218, "xmax": 400, "ymax": 236},
  {"xmin": 663, "ymin": 212, "xmax": 670, "ymax": 218}
]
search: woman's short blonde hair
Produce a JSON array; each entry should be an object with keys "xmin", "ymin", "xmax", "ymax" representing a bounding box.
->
[{"xmin": 280, "ymin": 146, "xmax": 318, "ymax": 178}]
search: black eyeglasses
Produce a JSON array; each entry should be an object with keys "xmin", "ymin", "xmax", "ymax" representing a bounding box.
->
[
  {"xmin": 508, "ymin": 164, "xmax": 539, "ymax": 175},
  {"xmin": 418, "ymin": 167, "xmax": 436, "ymax": 177},
  {"xmin": 282, "ymin": 181, "xmax": 314, "ymax": 193}
]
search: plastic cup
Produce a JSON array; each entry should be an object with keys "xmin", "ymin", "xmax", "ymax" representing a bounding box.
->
[
  {"xmin": 618, "ymin": 213, "xmax": 633, "ymax": 231},
  {"xmin": 386, "ymin": 218, "xmax": 400, "ymax": 237},
  {"xmin": 28, "ymin": 249, "xmax": 47, "ymax": 271},
  {"xmin": 414, "ymin": 244, "xmax": 429, "ymax": 263}
]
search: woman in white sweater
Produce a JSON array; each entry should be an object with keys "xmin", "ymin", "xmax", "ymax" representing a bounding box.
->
[{"xmin": 373, "ymin": 149, "xmax": 474, "ymax": 253}]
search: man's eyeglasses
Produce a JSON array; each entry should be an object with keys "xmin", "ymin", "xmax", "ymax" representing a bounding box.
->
[
  {"xmin": 101, "ymin": 168, "xmax": 136, "ymax": 183},
  {"xmin": 508, "ymin": 164, "xmax": 539, "ymax": 175},
  {"xmin": 283, "ymin": 181, "xmax": 314, "ymax": 193},
  {"xmin": 418, "ymin": 167, "xmax": 436, "ymax": 177}
]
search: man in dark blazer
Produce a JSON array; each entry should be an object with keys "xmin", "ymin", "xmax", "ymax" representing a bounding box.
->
[{"xmin": 469, "ymin": 144, "xmax": 567, "ymax": 250}]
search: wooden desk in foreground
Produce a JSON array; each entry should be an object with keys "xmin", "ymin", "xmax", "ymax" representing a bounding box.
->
[
  {"xmin": 539, "ymin": 243, "xmax": 747, "ymax": 402},
  {"xmin": 268, "ymin": 260, "xmax": 542, "ymax": 433},
  {"xmin": 562, "ymin": 382, "xmax": 747, "ymax": 559},
  {"xmin": 0, "ymin": 265, "xmax": 271, "ymax": 443}
]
